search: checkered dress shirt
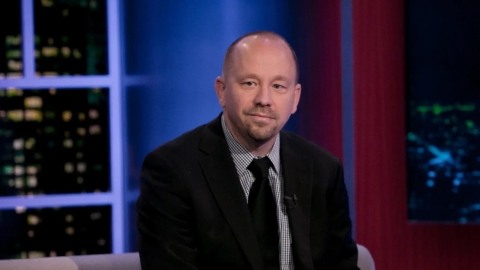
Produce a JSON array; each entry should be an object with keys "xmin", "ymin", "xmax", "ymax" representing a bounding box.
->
[{"xmin": 221, "ymin": 115, "xmax": 294, "ymax": 269}]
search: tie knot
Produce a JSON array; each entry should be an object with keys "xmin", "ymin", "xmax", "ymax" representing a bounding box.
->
[{"xmin": 248, "ymin": 157, "xmax": 271, "ymax": 180}]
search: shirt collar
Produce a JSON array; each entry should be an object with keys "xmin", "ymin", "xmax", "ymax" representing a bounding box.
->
[{"xmin": 221, "ymin": 114, "xmax": 281, "ymax": 174}]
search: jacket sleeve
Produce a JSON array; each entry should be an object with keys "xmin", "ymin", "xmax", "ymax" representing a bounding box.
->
[
  {"xmin": 327, "ymin": 159, "xmax": 360, "ymax": 270},
  {"xmin": 136, "ymin": 150, "xmax": 199, "ymax": 270}
]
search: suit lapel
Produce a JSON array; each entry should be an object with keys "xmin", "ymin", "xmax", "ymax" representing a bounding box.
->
[
  {"xmin": 280, "ymin": 132, "xmax": 314, "ymax": 269},
  {"xmin": 198, "ymin": 117, "xmax": 263, "ymax": 270}
]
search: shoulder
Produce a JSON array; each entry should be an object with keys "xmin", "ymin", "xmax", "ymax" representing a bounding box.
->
[
  {"xmin": 280, "ymin": 130, "xmax": 341, "ymax": 167},
  {"xmin": 147, "ymin": 123, "xmax": 207, "ymax": 160}
]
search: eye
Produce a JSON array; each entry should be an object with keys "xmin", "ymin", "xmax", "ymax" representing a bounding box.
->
[
  {"xmin": 243, "ymin": 81, "xmax": 256, "ymax": 87},
  {"xmin": 273, "ymin": 84, "xmax": 285, "ymax": 90}
]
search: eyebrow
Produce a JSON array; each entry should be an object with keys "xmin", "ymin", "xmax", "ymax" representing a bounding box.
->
[
  {"xmin": 271, "ymin": 75, "xmax": 289, "ymax": 82},
  {"xmin": 237, "ymin": 74, "xmax": 290, "ymax": 82},
  {"xmin": 237, "ymin": 74, "xmax": 260, "ymax": 81}
]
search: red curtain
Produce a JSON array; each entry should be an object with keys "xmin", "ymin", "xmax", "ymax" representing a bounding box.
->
[
  {"xmin": 353, "ymin": 0, "xmax": 480, "ymax": 269},
  {"xmin": 297, "ymin": 0, "xmax": 343, "ymax": 159}
]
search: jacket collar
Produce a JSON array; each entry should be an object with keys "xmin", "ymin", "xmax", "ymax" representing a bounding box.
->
[{"xmin": 198, "ymin": 115, "xmax": 313, "ymax": 269}]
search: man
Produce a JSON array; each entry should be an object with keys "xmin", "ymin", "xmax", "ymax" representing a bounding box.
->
[{"xmin": 137, "ymin": 31, "xmax": 359, "ymax": 270}]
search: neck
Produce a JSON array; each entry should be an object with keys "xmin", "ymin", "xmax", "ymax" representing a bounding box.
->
[{"xmin": 245, "ymin": 137, "xmax": 276, "ymax": 157}]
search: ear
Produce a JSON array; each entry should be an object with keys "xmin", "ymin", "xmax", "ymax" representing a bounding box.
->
[
  {"xmin": 291, "ymin": 83, "xmax": 301, "ymax": 114},
  {"xmin": 215, "ymin": 76, "xmax": 226, "ymax": 107}
]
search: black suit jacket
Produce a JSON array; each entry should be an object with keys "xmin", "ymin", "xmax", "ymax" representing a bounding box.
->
[{"xmin": 137, "ymin": 115, "xmax": 359, "ymax": 270}]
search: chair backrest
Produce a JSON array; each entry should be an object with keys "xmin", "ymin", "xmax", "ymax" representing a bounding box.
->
[
  {"xmin": 0, "ymin": 245, "xmax": 374, "ymax": 270},
  {"xmin": 0, "ymin": 252, "xmax": 141, "ymax": 270},
  {"xmin": 357, "ymin": 244, "xmax": 375, "ymax": 270}
]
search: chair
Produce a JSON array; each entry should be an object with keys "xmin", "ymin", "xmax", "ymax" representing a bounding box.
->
[
  {"xmin": 357, "ymin": 244, "xmax": 375, "ymax": 270},
  {"xmin": 0, "ymin": 244, "xmax": 374, "ymax": 270},
  {"xmin": 0, "ymin": 252, "xmax": 141, "ymax": 270}
]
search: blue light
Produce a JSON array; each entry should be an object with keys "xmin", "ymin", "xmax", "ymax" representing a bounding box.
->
[
  {"xmin": 426, "ymin": 179, "xmax": 435, "ymax": 187},
  {"xmin": 427, "ymin": 171, "xmax": 436, "ymax": 178},
  {"xmin": 453, "ymin": 179, "xmax": 461, "ymax": 186}
]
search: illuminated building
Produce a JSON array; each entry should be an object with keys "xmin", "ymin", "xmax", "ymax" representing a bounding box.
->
[
  {"xmin": 0, "ymin": 206, "xmax": 111, "ymax": 259},
  {"xmin": 0, "ymin": 88, "xmax": 110, "ymax": 196},
  {"xmin": 0, "ymin": 0, "xmax": 125, "ymax": 259},
  {"xmin": 0, "ymin": 0, "xmax": 23, "ymax": 79},
  {"xmin": 34, "ymin": 0, "xmax": 108, "ymax": 76}
]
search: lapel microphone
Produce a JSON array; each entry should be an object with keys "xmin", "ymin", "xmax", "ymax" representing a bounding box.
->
[{"xmin": 283, "ymin": 194, "xmax": 298, "ymax": 209}]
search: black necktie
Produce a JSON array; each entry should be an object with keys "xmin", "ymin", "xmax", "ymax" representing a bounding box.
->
[{"xmin": 247, "ymin": 157, "xmax": 279, "ymax": 269}]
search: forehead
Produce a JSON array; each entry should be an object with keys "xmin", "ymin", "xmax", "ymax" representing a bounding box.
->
[{"xmin": 230, "ymin": 37, "xmax": 296, "ymax": 78}]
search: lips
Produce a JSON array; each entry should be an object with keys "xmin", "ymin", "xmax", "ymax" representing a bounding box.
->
[{"xmin": 248, "ymin": 113, "xmax": 273, "ymax": 119}]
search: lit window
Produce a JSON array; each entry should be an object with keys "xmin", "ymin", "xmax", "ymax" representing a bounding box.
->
[
  {"xmin": 6, "ymin": 88, "xmax": 23, "ymax": 97},
  {"xmin": 25, "ymin": 110, "xmax": 43, "ymax": 121},
  {"xmin": 6, "ymin": 72, "xmax": 22, "ymax": 78},
  {"xmin": 6, "ymin": 49, "xmax": 21, "ymax": 58},
  {"xmin": 3, "ymin": 165, "xmax": 13, "ymax": 175},
  {"xmin": 14, "ymin": 166, "xmax": 25, "ymax": 175},
  {"xmin": 27, "ymin": 176, "xmax": 38, "ymax": 187},
  {"xmin": 64, "ymin": 163, "xmax": 74, "ymax": 173},
  {"xmin": 65, "ymin": 214, "xmax": 73, "ymax": 222},
  {"xmin": 25, "ymin": 138, "xmax": 36, "ymax": 149},
  {"xmin": 65, "ymin": 227, "xmax": 75, "ymax": 235},
  {"xmin": 27, "ymin": 166, "xmax": 38, "ymax": 175},
  {"xmin": 73, "ymin": 49, "xmax": 82, "ymax": 59},
  {"xmin": 41, "ymin": 0, "xmax": 54, "ymax": 7},
  {"xmin": 90, "ymin": 212, "xmax": 101, "ymax": 220},
  {"xmin": 7, "ymin": 60, "xmax": 22, "ymax": 71},
  {"xmin": 15, "ymin": 206, "xmax": 26, "ymax": 214},
  {"xmin": 63, "ymin": 139, "xmax": 73, "ymax": 148},
  {"xmin": 14, "ymin": 154, "xmax": 25, "ymax": 163},
  {"xmin": 88, "ymin": 109, "xmax": 99, "ymax": 119},
  {"xmin": 28, "ymin": 251, "xmax": 45, "ymax": 258},
  {"xmin": 6, "ymin": 35, "xmax": 21, "ymax": 46},
  {"xmin": 43, "ymin": 71, "xmax": 59, "ymax": 77},
  {"xmin": 77, "ymin": 162, "xmax": 86, "ymax": 173},
  {"xmin": 97, "ymin": 239, "xmax": 106, "ymax": 246},
  {"xmin": 13, "ymin": 138, "xmax": 24, "ymax": 150},
  {"xmin": 28, "ymin": 215, "xmax": 40, "ymax": 225},
  {"xmin": 7, "ymin": 110, "xmax": 24, "ymax": 121},
  {"xmin": 89, "ymin": 124, "xmax": 101, "ymax": 135},
  {"xmin": 42, "ymin": 47, "xmax": 59, "ymax": 57},
  {"xmin": 62, "ymin": 111, "xmax": 72, "ymax": 122},
  {"xmin": 61, "ymin": 46, "xmax": 71, "ymax": 57},
  {"xmin": 24, "ymin": 97, "xmax": 43, "ymax": 108},
  {"xmin": 15, "ymin": 177, "xmax": 24, "ymax": 188},
  {"xmin": 77, "ymin": 127, "xmax": 86, "ymax": 136}
]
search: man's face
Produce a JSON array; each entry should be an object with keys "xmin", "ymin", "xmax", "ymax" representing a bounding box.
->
[{"xmin": 215, "ymin": 36, "xmax": 301, "ymax": 148}]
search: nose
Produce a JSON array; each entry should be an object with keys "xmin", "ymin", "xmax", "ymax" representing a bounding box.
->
[{"xmin": 253, "ymin": 84, "xmax": 272, "ymax": 106}]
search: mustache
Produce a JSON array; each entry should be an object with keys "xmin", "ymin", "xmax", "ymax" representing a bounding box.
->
[{"xmin": 243, "ymin": 107, "xmax": 278, "ymax": 119}]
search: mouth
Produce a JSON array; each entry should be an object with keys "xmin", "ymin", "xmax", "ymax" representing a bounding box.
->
[
  {"xmin": 248, "ymin": 113, "xmax": 274, "ymax": 119},
  {"xmin": 246, "ymin": 113, "xmax": 276, "ymax": 123}
]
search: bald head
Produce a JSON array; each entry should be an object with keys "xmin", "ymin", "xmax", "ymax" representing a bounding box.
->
[{"xmin": 222, "ymin": 31, "xmax": 299, "ymax": 83}]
